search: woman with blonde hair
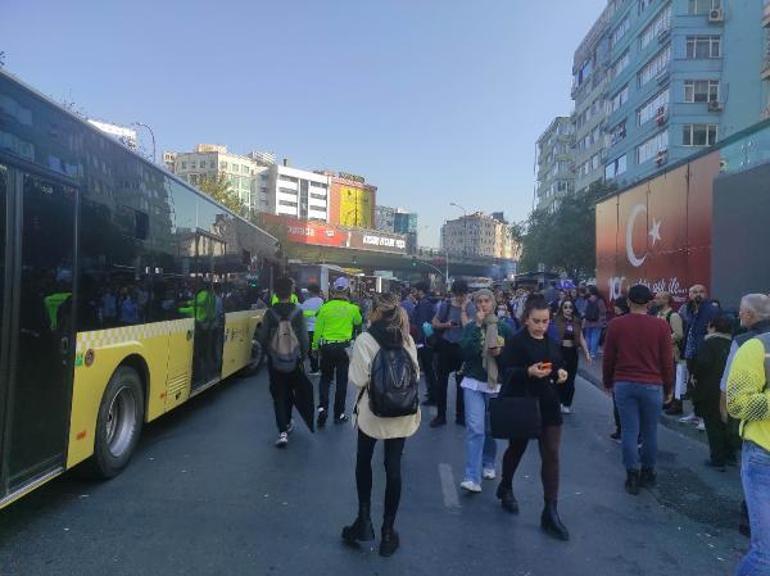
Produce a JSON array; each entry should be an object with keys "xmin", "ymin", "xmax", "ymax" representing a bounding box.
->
[{"xmin": 342, "ymin": 292, "xmax": 421, "ymax": 557}]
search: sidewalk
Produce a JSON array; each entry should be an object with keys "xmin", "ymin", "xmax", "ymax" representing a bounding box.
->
[{"xmin": 578, "ymin": 356, "xmax": 708, "ymax": 445}]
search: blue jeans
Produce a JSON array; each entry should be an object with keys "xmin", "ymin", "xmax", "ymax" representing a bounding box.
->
[
  {"xmin": 614, "ymin": 382, "xmax": 662, "ymax": 471},
  {"xmin": 737, "ymin": 442, "xmax": 770, "ymax": 575},
  {"xmin": 584, "ymin": 327, "xmax": 602, "ymax": 358},
  {"xmin": 463, "ymin": 388, "xmax": 498, "ymax": 484}
]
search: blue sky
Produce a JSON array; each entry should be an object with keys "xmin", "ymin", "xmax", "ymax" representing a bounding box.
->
[{"xmin": 2, "ymin": 0, "xmax": 605, "ymax": 247}]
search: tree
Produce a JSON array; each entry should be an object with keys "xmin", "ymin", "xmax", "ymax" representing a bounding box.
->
[
  {"xmin": 197, "ymin": 172, "xmax": 244, "ymax": 215},
  {"xmin": 516, "ymin": 181, "xmax": 616, "ymax": 281}
]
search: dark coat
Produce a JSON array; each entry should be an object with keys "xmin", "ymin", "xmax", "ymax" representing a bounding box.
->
[{"xmin": 692, "ymin": 333, "xmax": 732, "ymax": 409}]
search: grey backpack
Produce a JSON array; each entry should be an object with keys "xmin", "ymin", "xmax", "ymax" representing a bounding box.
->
[{"xmin": 268, "ymin": 308, "xmax": 302, "ymax": 373}]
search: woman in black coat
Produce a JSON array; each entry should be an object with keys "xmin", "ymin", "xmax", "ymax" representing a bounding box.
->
[{"xmin": 498, "ymin": 296, "xmax": 570, "ymax": 541}]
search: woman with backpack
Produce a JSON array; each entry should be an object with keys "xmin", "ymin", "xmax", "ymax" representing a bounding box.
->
[
  {"xmin": 458, "ymin": 289, "xmax": 514, "ymax": 493},
  {"xmin": 342, "ymin": 293, "xmax": 420, "ymax": 557}
]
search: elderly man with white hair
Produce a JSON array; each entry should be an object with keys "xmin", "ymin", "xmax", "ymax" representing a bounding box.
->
[{"xmin": 726, "ymin": 293, "xmax": 770, "ymax": 575}]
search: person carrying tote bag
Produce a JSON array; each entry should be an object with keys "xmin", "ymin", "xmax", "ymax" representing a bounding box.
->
[{"xmin": 496, "ymin": 296, "xmax": 570, "ymax": 542}]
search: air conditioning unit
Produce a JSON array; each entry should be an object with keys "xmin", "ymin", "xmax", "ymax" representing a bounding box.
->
[
  {"xmin": 655, "ymin": 107, "xmax": 668, "ymax": 126},
  {"xmin": 709, "ymin": 8, "xmax": 724, "ymax": 23},
  {"xmin": 656, "ymin": 149, "xmax": 669, "ymax": 167},
  {"xmin": 708, "ymin": 100, "xmax": 724, "ymax": 112}
]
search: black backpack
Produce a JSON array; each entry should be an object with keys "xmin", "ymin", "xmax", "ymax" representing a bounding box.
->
[{"xmin": 368, "ymin": 346, "xmax": 419, "ymax": 417}]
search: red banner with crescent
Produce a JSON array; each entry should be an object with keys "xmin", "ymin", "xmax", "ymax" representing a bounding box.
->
[{"xmin": 596, "ymin": 151, "xmax": 719, "ymax": 305}]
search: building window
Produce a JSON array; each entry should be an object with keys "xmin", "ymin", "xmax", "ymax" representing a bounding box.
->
[
  {"xmin": 688, "ymin": 0, "xmax": 721, "ymax": 14},
  {"xmin": 190, "ymin": 161, "xmax": 197, "ymax": 169},
  {"xmin": 210, "ymin": 160, "xmax": 216, "ymax": 169},
  {"xmin": 220, "ymin": 161, "xmax": 228, "ymax": 170},
  {"xmin": 637, "ymin": 130, "xmax": 669, "ymax": 164},
  {"xmin": 605, "ymin": 155, "xmax": 628, "ymax": 180},
  {"xmin": 686, "ymin": 36, "xmax": 721, "ymax": 59},
  {"xmin": 609, "ymin": 120, "xmax": 628, "ymax": 145},
  {"xmin": 683, "ymin": 124, "xmax": 718, "ymax": 146},
  {"xmin": 684, "ymin": 80, "xmax": 720, "ymax": 102},
  {"xmin": 638, "ymin": 88, "xmax": 670, "ymax": 125},
  {"xmin": 611, "ymin": 17, "xmax": 630, "ymax": 47},
  {"xmin": 608, "ymin": 85, "xmax": 630, "ymax": 114},
  {"xmin": 640, "ymin": 5, "xmax": 672, "ymax": 49},
  {"xmin": 638, "ymin": 46, "xmax": 671, "ymax": 87},
  {"xmin": 610, "ymin": 51, "xmax": 630, "ymax": 80},
  {"xmin": 181, "ymin": 161, "xmax": 187, "ymax": 169},
  {"xmin": 278, "ymin": 200, "xmax": 298, "ymax": 208}
]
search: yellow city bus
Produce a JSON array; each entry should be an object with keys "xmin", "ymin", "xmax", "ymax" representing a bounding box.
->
[{"xmin": 0, "ymin": 70, "xmax": 279, "ymax": 510}]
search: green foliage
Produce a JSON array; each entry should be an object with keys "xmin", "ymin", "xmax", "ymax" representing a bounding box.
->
[
  {"xmin": 197, "ymin": 172, "xmax": 245, "ymax": 215},
  {"xmin": 514, "ymin": 181, "xmax": 616, "ymax": 281}
]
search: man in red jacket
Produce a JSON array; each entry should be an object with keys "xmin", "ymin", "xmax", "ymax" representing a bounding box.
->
[{"xmin": 603, "ymin": 284, "xmax": 674, "ymax": 496}]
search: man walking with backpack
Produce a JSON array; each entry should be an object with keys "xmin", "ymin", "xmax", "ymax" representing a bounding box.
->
[
  {"xmin": 313, "ymin": 277, "xmax": 363, "ymax": 427},
  {"xmin": 258, "ymin": 277, "xmax": 309, "ymax": 448}
]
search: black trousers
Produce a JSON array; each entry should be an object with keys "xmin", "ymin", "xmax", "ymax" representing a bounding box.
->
[
  {"xmin": 417, "ymin": 345, "xmax": 437, "ymax": 401},
  {"xmin": 501, "ymin": 425, "xmax": 562, "ymax": 501},
  {"xmin": 436, "ymin": 340, "xmax": 464, "ymax": 421},
  {"xmin": 307, "ymin": 332, "xmax": 319, "ymax": 372},
  {"xmin": 319, "ymin": 342, "xmax": 350, "ymax": 417},
  {"xmin": 559, "ymin": 346, "xmax": 579, "ymax": 408},
  {"xmin": 268, "ymin": 365, "xmax": 298, "ymax": 433},
  {"xmin": 702, "ymin": 403, "xmax": 739, "ymax": 465},
  {"xmin": 356, "ymin": 429, "xmax": 406, "ymax": 524}
]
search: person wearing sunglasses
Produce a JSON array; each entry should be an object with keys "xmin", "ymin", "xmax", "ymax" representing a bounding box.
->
[{"xmin": 553, "ymin": 299, "xmax": 591, "ymax": 414}]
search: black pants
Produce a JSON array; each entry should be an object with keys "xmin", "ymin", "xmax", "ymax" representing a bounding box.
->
[
  {"xmin": 319, "ymin": 342, "xmax": 350, "ymax": 417},
  {"xmin": 501, "ymin": 426, "xmax": 562, "ymax": 501},
  {"xmin": 268, "ymin": 366, "xmax": 298, "ymax": 433},
  {"xmin": 702, "ymin": 403, "xmax": 739, "ymax": 465},
  {"xmin": 436, "ymin": 340, "xmax": 464, "ymax": 421},
  {"xmin": 356, "ymin": 429, "xmax": 406, "ymax": 523},
  {"xmin": 559, "ymin": 346, "xmax": 578, "ymax": 408},
  {"xmin": 308, "ymin": 332, "xmax": 319, "ymax": 372},
  {"xmin": 417, "ymin": 345, "xmax": 437, "ymax": 401}
]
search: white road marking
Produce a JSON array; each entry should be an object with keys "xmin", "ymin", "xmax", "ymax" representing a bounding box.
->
[{"xmin": 439, "ymin": 463, "xmax": 461, "ymax": 509}]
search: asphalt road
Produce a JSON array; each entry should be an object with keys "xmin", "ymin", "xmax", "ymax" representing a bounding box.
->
[{"xmin": 0, "ymin": 367, "xmax": 749, "ymax": 575}]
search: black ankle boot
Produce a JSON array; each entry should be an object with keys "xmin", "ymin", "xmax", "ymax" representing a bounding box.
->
[
  {"xmin": 625, "ymin": 469, "xmax": 641, "ymax": 495},
  {"xmin": 341, "ymin": 504, "xmax": 375, "ymax": 545},
  {"xmin": 379, "ymin": 517, "xmax": 400, "ymax": 557},
  {"xmin": 640, "ymin": 467, "xmax": 657, "ymax": 488},
  {"xmin": 541, "ymin": 500, "xmax": 569, "ymax": 541},
  {"xmin": 496, "ymin": 482, "xmax": 519, "ymax": 514}
]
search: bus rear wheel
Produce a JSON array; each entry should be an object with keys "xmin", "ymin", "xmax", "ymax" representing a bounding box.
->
[
  {"xmin": 241, "ymin": 339, "xmax": 264, "ymax": 376},
  {"xmin": 90, "ymin": 366, "xmax": 144, "ymax": 478}
]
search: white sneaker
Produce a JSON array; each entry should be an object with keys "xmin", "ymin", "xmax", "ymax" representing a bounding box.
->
[
  {"xmin": 460, "ymin": 480, "xmax": 482, "ymax": 493},
  {"xmin": 696, "ymin": 420, "xmax": 706, "ymax": 431},
  {"xmin": 560, "ymin": 405, "xmax": 572, "ymax": 414},
  {"xmin": 482, "ymin": 468, "xmax": 496, "ymax": 480},
  {"xmin": 275, "ymin": 432, "xmax": 288, "ymax": 448},
  {"xmin": 679, "ymin": 413, "xmax": 699, "ymax": 424}
]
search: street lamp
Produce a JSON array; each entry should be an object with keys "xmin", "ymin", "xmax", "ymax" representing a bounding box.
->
[
  {"xmin": 133, "ymin": 121, "xmax": 156, "ymax": 163},
  {"xmin": 449, "ymin": 202, "xmax": 468, "ymax": 259}
]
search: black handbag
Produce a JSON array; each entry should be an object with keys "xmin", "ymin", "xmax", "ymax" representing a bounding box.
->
[{"xmin": 489, "ymin": 395, "xmax": 541, "ymax": 440}]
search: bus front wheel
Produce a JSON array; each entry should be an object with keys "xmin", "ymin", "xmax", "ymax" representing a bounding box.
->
[{"xmin": 90, "ymin": 366, "xmax": 145, "ymax": 479}]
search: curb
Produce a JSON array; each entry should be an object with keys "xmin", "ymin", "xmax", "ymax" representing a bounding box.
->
[{"xmin": 578, "ymin": 367, "xmax": 709, "ymax": 446}]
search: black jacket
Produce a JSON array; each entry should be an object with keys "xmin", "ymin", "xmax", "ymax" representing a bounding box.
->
[
  {"xmin": 692, "ymin": 333, "xmax": 732, "ymax": 407},
  {"xmin": 258, "ymin": 303, "xmax": 309, "ymax": 358},
  {"xmin": 500, "ymin": 329, "xmax": 564, "ymax": 398}
]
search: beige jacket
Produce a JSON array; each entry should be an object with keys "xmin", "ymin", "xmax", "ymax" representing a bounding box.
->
[{"xmin": 349, "ymin": 332, "xmax": 421, "ymax": 440}]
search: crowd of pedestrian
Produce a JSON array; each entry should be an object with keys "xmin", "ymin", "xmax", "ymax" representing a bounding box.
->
[{"xmin": 256, "ymin": 274, "xmax": 770, "ymax": 571}]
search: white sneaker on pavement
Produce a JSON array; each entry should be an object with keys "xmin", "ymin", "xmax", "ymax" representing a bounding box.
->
[
  {"xmin": 275, "ymin": 432, "xmax": 289, "ymax": 448},
  {"xmin": 483, "ymin": 468, "xmax": 496, "ymax": 480},
  {"xmin": 679, "ymin": 413, "xmax": 699, "ymax": 424},
  {"xmin": 560, "ymin": 405, "xmax": 572, "ymax": 414},
  {"xmin": 460, "ymin": 480, "xmax": 482, "ymax": 493},
  {"xmin": 696, "ymin": 420, "xmax": 706, "ymax": 431}
]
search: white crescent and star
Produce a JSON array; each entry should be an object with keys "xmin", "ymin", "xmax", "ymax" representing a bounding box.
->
[{"xmin": 626, "ymin": 204, "xmax": 663, "ymax": 268}]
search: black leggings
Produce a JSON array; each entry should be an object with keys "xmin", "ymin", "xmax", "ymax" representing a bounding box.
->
[
  {"xmin": 501, "ymin": 426, "xmax": 562, "ymax": 501},
  {"xmin": 356, "ymin": 429, "xmax": 406, "ymax": 520}
]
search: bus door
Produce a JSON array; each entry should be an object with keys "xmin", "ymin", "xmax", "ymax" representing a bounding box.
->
[{"xmin": 0, "ymin": 167, "xmax": 77, "ymax": 496}]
